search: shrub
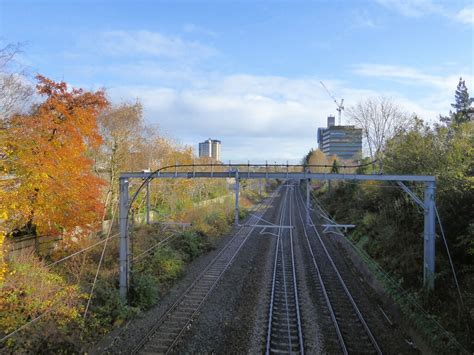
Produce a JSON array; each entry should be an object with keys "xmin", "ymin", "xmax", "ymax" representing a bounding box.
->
[
  {"xmin": 129, "ymin": 272, "xmax": 159, "ymax": 310},
  {"xmin": 152, "ymin": 248, "xmax": 184, "ymax": 282},
  {"xmin": 88, "ymin": 279, "xmax": 132, "ymax": 328},
  {"xmin": 0, "ymin": 251, "xmax": 83, "ymax": 351},
  {"xmin": 171, "ymin": 231, "xmax": 208, "ymax": 261}
]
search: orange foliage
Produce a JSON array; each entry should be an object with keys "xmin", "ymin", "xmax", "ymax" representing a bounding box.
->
[{"xmin": 2, "ymin": 75, "xmax": 109, "ymax": 237}]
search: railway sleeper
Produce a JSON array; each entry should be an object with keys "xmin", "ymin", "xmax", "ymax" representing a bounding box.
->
[
  {"xmin": 142, "ymin": 343, "xmax": 173, "ymax": 353},
  {"xmin": 270, "ymin": 342, "xmax": 301, "ymax": 352},
  {"xmin": 185, "ymin": 291, "xmax": 207, "ymax": 298},
  {"xmin": 272, "ymin": 305, "xmax": 297, "ymax": 312},
  {"xmin": 170, "ymin": 312, "xmax": 193, "ymax": 320},
  {"xmin": 271, "ymin": 312, "xmax": 298, "ymax": 321},
  {"xmin": 271, "ymin": 323, "xmax": 299, "ymax": 332},
  {"xmin": 270, "ymin": 329, "xmax": 300, "ymax": 339}
]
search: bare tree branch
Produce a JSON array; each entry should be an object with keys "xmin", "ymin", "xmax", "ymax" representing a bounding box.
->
[
  {"xmin": 0, "ymin": 43, "xmax": 33, "ymax": 125},
  {"xmin": 347, "ymin": 97, "xmax": 414, "ymax": 163}
]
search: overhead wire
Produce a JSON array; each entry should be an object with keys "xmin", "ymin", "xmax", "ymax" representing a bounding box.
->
[
  {"xmin": 0, "ymin": 308, "xmax": 54, "ymax": 344},
  {"xmin": 45, "ymin": 233, "xmax": 119, "ymax": 268},
  {"xmin": 314, "ymin": 179, "xmax": 464, "ymax": 306},
  {"xmin": 125, "ymin": 160, "xmax": 379, "ymax": 223},
  {"xmin": 434, "ymin": 205, "xmax": 464, "ymax": 307},
  {"xmin": 83, "ymin": 203, "xmax": 118, "ymax": 320},
  {"xmin": 132, "ymin": 233, "xmax": 178, "ymax": 262},
  {"xmin": 308, "ymin": 196, "xmax": 467, "ymax": 353},
  {"xmin": 3, "ymin": 202, "xmax": 128, "ymax": 341}
]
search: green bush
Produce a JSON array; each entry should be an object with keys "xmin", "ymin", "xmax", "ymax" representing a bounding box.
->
[
  {"xmin": 129, "ymin": 272, "xmax": 159, "ymax": 310},
  {"xmin": 171, "ymin": 231, "xmax": 208, "ymax": 261},
  {"xmin": 152, "ymin": 248, "xmax": 184, "ymax": 282},
  {"xmin": 89, "ymin": 279, "xmax": 134, "ymax": 328},
  {"xmin": 239, "ymin": 207, "xmax": 249, "ymax": 221}
]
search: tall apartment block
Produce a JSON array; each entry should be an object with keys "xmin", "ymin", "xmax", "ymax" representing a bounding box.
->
[
  {"xmin": 199, "ymin": 138, "xmax": 221, "ymax": 162},
  {"xmin": 317, "ymin": 116, "xmax": 362, "ymax": 160}
]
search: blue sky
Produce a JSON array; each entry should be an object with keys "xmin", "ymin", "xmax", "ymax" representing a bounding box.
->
[{"xmin": 1, "ymin": 0, "xmax": 473, "ymax": 162}]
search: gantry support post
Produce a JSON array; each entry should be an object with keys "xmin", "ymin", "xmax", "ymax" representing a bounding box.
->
[
  {"xmin": 424, "ymin": 181, "xmax": 436, "ymax": 290},
  {"xmin": 119, "ymin": 177, "xmax": 130, "ymax": 303},
  {"xmin": 306, "ymin": 178, "xmax": 311, "ymax": 225},
  {"xmin": 146, "ymin": 180, "xmax": 150, "ymax": 225},
  {"xmin": 235, "ymin": 170, "xmax": 240, "ymax": 226}
]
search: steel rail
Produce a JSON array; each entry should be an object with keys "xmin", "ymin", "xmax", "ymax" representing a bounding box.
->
[
  {"xmin": 164, "ymin": 198, "xmax": 277, "ymax": 354},
  {"xmin": 293, "ymin": 187, "xmax": 348, "ymax": 354},
  {"xmin": 265, "ymin": 185, "xmax": 304, "ymax": 354},
  {"xmin": 295, "ymin": 186, "xmax": 383, "ymax": 354},
  {"xmin": 289, "ymin": 187, "xmax": 305, "ymax": 354},
  {"xmin": 265, "ymin": 187, "xmax": 287, "ymax": 355},
  {"xmin": 280, "ymin": 193, "xmax": 292, "ymax": 353},
  {"xmin": 131, "ymin": 185, "xmax": 282, "ymax": 354}
]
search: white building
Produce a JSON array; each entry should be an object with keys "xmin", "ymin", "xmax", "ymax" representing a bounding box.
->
[{"xmin": 199, "ymin": 138, "xmax": 221, "ymax": 161}]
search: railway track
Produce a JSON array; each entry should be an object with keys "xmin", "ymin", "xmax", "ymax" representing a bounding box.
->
[
  {"xmin": 131, "ymin": 186, "xmax": 281, "ymax": 354},
  {"xmin": 293, "ymin": 184, "xmax": 382, "ymax": 354},
  {"xmin": 265, "ymin": 185, "xmax": 304, "ymax": 354}
]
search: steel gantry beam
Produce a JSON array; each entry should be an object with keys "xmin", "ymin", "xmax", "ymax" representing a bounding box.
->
[
  {"xmin": 118, "ymin": 168, "xmax": 436, "ymax": 302},
  {"xmin": 120, "ymin": 171, "xmax": 435, "ymax": 182}
]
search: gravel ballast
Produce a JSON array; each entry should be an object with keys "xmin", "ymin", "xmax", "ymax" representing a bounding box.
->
[{"xmin": 93, "ymin": 185, "xmax": 424, "ymax": 354}]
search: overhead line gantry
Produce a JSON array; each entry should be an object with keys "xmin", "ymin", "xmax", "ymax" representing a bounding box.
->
[{"xmin": 118, "ymin": 163, "xmax": 436, "ymax": 302}]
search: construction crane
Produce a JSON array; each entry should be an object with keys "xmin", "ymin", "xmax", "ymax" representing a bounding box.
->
[{"xmin": 320, "ymin": 81, "xmax": 344, "ymax": 126}]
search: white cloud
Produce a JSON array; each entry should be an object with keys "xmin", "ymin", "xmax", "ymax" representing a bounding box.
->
[
  {"xmin": 352, "ymin": 63, "xmax": 474, "ymax": 123},
  {"xmin": 352, "ymin": 63, "xmax": 466, "ymax": 91},
  {"xmin": 183, "ymin": 23, "xmax": 218, "ymax": 37},
  {"xmin": 107, "ymin": 75, "xmax": 343, "ymax": 161},
  {"xmin": 98, "ymin": 30, "xmax": 217, "ymax": 59},
  {"xmin": 105, "ymin": 67, "xmax": 462, "ymax": 162},
  {"xmin": 375, "ymin": 0, "xmax": 441, "ymax": 17},
  {"xmin": 376, "ymin": 0, "xmax": 474, "ymax": 25},
  {"xmin": 456, "ymin": 6, "xmax": 474, "ymax": 24},
  {"xmin": 69, "ymin": 29, "xmax": 470, "ymax": 162}
]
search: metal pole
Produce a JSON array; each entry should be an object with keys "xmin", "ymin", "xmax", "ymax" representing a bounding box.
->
[
  {"xmin": 235, "ymin": 170, "xmax": 240, "ymax": 226},
  {"xmin": 119, "ymin": 177, "xmax": 130, "ymax": 302},
  {"xmin": 146, "ymin": 180, "xmax": 150, "ymax": 225},
  {"xmin": 424, "ymin": 181, "xmax": 436, "ymax": 290},
  {"xmin": 306, "ymin": 178, "xmax": 311, "ymax": 225}
]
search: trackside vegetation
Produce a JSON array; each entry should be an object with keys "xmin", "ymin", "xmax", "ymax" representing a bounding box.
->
[
  {"xmin": 310, "ymin": 87, "xmax": 473, "ymax": 351},
  {"xmin": 0, "ymin": 66, "xmax": 267, "ymax": 352}
]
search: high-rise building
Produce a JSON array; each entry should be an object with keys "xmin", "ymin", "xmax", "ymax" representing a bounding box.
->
[
  {"xmin": 317, "ymin": 116, "xmax": 362, "ymax": 160},
  {"xmin": 211, "ymin": 140, "xmax": 221, "ymax": 162},
  {"xmin": 199, "ymin": 138, "xmax": 221, "ymax": 161}
]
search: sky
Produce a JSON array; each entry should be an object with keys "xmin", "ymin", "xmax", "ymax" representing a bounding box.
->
[{"xmin": 0, "ymin": 0, "xmax": 473, "ymax": 163}]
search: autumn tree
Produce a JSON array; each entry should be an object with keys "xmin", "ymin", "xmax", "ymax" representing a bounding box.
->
[
  {"xmin": 1, "ymin": 75, "xmax": 108, "ymax": 238},
  {"xmin": 347, "ymin": 97, "xmax": 414, "ymax": 163},
  {"xmin": 303, "ymin": 149, "xmax": 337, "ymax": 173},
  {"xmin": 0, "ymin": 43, "xmax": 34, "ymax": 281},
  {"xmin": 95, "ymin": 102, "xmax": 144, "ymax": 215}
]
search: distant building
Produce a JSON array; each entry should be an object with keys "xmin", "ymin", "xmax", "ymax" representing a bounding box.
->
[
  {"xmin": 199, "ymin": 138, "xmax": 221, "ymax": 161},
  {"xmin": 317, "ymin": 116, "xmax": 362, "ymax": 160}
]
